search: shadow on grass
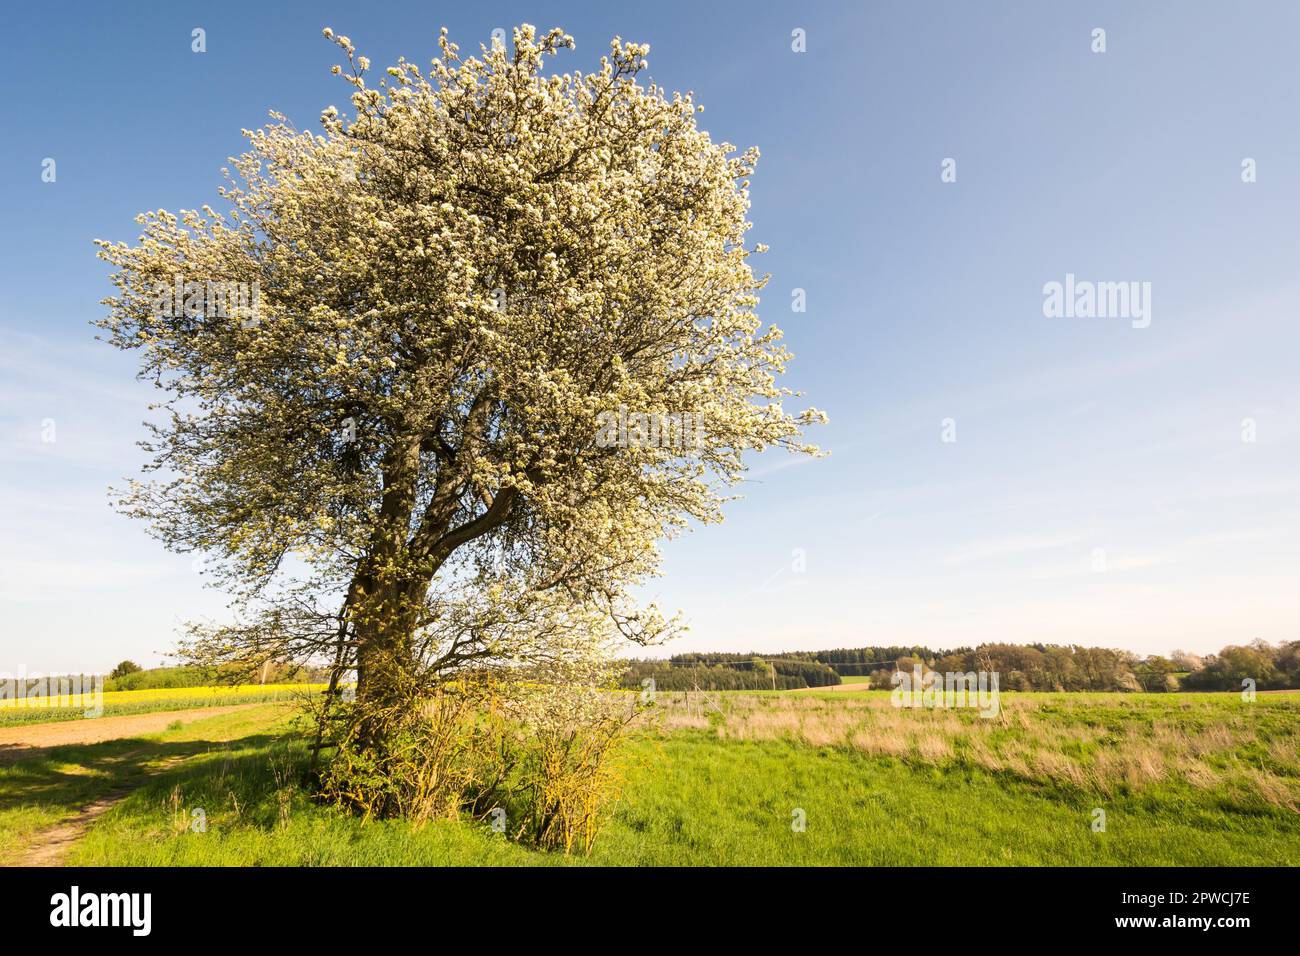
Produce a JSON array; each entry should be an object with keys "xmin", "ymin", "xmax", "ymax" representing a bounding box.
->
[{"xmin": 0, "ymin": 733, "xmax": 288, "ymax": 819}]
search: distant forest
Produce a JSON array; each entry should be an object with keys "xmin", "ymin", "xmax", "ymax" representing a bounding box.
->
[{"xmin": 619, "ymin": 640, "xmax": 1300, "ymax": 693}]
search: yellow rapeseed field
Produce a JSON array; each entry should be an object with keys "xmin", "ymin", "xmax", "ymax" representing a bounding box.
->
[{"xmin": 0, "ymin": 683, "xmax": 323, "ymax": 710}]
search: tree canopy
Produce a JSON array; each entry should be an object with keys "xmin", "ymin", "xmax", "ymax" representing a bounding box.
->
[{"xmin": 95, "ymin": 25, "xmax": 824, "ymax": 718}]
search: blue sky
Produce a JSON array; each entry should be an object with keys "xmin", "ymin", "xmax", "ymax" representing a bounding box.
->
[{"xmin": 2, "ymin": 1, "xmax": 1298, "ymax": 671}]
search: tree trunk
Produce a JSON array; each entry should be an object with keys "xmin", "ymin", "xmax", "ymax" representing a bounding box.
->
[
  {"xmin": 352, "ymin": 573, "xmax": 426, "ymax": 709},
  {"xmin": 342, "ymin": 427, "xmax": 514, "ymax": 751},
  {"xmin": 347, "ymin": 435, "xmax": 427, "ymax": 744}
]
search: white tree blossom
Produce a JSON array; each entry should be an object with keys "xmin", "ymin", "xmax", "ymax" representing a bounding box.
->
[{"xmin": 95, "ymin": 25, "xmax": 825, "ymax": 717}]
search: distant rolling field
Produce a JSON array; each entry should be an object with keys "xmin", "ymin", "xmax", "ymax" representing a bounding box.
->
[{"xmin": 0, "ymin": 684, "xmax": 323, "ymax": 728}]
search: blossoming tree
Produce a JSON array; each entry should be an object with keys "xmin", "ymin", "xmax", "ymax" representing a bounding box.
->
[{"xmin": 96, "ymin": 25, "xmax": 823, "ymax": 762}]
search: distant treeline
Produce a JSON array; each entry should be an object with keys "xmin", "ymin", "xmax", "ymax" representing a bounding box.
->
[
  {"xmin": 621, "ymin": 654, "xmax": 841, "ymax": 691},
  {"xmin": 620, "ymin": 640, "xmax": 1300, "ymax": 693},
  {"xmin": 787, "ymin": 647, "xmax": 936, "ymax": 675}
]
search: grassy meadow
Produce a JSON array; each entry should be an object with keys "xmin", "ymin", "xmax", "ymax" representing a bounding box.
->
[{"xmin": 3, "ymin": 685, "xmax": 1297, "ymax": 866}]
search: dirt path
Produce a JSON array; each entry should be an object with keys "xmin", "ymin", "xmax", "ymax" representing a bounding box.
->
[
  {"xmin": 22, "ymin": 781, "xmax": 138, "ymax": 866},
  {"xmin": 6, "ymin": 705, "xmax": 277, "ymax": 866},
  {"xmin": 18, "ymin": 753, "xmax": 189, "ymax": 867},
  {"xmin": 0, "ymin": 703, "xmax": 264, "ymax": 764}
]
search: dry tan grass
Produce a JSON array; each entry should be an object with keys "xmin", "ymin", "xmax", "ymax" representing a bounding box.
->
[
  {"xmin": 1246, "ymin": 768, "xmax": 1299, "ymax": 812},
  {"xmin": 914, "ymin": 732, "xmax": 953, "ymax": 762}
]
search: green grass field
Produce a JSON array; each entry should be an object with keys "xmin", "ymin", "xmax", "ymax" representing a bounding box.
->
[{"xmin": 3, "ymin": 687, "xmax": 1297, "ymax": 866}]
